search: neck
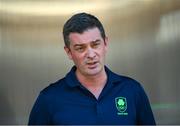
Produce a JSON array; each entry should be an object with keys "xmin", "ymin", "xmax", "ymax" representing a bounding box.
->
[
  {"xmin": 76, "ymin": 68, "xmax": 107, "ymax": 86},
  {"xmin": 75, "ymin": 67, "xmax": 107, "ymax": 99}
]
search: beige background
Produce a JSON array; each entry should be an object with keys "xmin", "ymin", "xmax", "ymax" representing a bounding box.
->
[{"xmin": 0, "ymin": 0, "xmax": 180, "ymax": 124}]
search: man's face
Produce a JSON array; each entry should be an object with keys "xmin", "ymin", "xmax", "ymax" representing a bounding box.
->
[{"xmin": 64, "ymin": 27, "xmax": 108, "ymax": 77}]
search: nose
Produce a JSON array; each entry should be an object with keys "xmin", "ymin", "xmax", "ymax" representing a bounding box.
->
[{"xmin": 86, "ymin": 47, "xmax": 96, "ymax": 59}]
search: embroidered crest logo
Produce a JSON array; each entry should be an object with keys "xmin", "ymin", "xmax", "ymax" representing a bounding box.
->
[{"xmin": 115, "ymin": 97, "xmax": 128, "ymax": 115}]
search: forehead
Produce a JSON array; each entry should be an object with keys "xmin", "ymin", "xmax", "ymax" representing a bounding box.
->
[{"xmin": 69, "ymin": 27, "xmax": 102, "ymax": 45}]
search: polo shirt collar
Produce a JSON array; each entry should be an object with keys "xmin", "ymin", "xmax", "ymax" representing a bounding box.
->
[
  {"xmin": 105, "ymin": 66, "xmax": 122, "ymax": 84},
  {"xmin": 65, "ymin": 66, "xmax": 122, "ymax": 88},
  {"xmin": 65, "ymin": 66, "xmax": 81, "ymax": 88}
]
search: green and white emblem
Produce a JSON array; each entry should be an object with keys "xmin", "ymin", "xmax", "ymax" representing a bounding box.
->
[{"xmin": 115, "ymin": 97, "xmax": 128, "ymax": 115}]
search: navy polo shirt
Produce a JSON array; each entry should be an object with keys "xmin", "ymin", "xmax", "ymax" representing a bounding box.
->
[{"xmin": 28, "ymin": 66, "xmax": 155, "ymax": 125}]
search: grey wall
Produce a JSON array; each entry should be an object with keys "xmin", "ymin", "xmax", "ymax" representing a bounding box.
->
[{"xmin": 0, "ymin": 0, "xmax": 180, "ymax": 124}]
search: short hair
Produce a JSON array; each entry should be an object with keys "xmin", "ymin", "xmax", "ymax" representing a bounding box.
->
[{"xmin": 63, "ymin": 12, "xmax": 106, "ymax": 48}]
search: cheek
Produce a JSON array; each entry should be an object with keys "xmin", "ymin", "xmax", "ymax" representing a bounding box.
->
[
  {"xmin": 71, "ymin": 53, "xmax": 84, "ymax": 63},
  {"xmin": 104, "ymin": 46, "xmax": 107, "ymax": 53},
  {"xmin": 99, "ymin": 48, "xmax": 106, "ymax": 57}
]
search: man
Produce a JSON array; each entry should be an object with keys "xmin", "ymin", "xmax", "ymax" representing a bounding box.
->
[{"xmin": 28, "ymin": 13, "xmax": 156, "ymax": 125}]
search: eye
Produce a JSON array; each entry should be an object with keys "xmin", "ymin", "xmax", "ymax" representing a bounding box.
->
[
  {"xmin": 75, "ymin": 46, "xmax": 85, "ymax": 52},
  {"xmin": 92, "ymin": 42, "xmax": 100, "ymax": 48}
]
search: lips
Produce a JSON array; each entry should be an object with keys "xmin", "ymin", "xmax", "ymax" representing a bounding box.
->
[
  {"xmin": 87, "ymin": 61, "xmax": 97, "ymax": 65},
  {"xmin": 86, "ymin": 61, "xmax": 98, "ymax": 68}
]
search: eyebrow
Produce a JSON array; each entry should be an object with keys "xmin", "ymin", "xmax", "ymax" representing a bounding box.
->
[
  {"xmin": 73, "ymin": 39, "xmax": 101, "ymax": 47},
  {"xmin": 92, "ymin": 39, "xmax": 101, "ymax": 43},
  {"xmin": 73, "ymin": 44, "xmax": 85, "ymax": 48}
]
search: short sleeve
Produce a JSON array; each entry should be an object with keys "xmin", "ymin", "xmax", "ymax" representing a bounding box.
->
[
  {"xmin": 135, "ymin": 84, "xmax": 156, "ymax": 125},
  {"xmin": 28, "ymin": 92, "xmax": 51, "ymax": 125}
]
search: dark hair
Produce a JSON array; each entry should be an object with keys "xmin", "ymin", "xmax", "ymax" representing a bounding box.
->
[{"xmin": 63, "ymin": 12, "xmax": 106, "ymax": 48}]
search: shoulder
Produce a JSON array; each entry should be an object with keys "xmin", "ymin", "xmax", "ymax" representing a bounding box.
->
[
  {"xmin": 115, "ymin": 74, "xmax": 149, "ymax": 103},
  {"xmin": 39, "ymin": 77, "xmax": 66, "ymax": 98},
  {"xmin": 109, "ymin": 69, "xmax": 141, "ymax": 86},
  {"xmin": 121, "ymin": 75, "xmax": 142, "ymax": 87},
  {"xmin": 111, "ymin": 71, "xmax": 145, "ymax": 93},
  {"xmin": 119, "ymin": 74, "xmax": 148, "ymax": 98},
  {"xmin": 106, "ymin": 66, "xmax": 144, "ymax": 91}
]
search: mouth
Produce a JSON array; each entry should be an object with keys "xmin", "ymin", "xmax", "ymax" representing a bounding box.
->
[{"xmin": 86, "ymin": 61, "xmax": 98, "ymax": 68}]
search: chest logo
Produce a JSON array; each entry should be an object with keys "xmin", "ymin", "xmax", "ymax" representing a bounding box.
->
[{"xmin": 115, "ymin": 97, "xmax": 128, "ymax": 115}]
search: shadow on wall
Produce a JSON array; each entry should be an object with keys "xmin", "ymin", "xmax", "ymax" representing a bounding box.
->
[{"xmin": 0, "ymin": 89, "xmax": 17, "ymax": 124}]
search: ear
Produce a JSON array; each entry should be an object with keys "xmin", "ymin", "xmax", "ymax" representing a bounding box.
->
[
  {"xmin": 64, "ymin": 46, "xmax": 73, "ymax": 60},
  {"xmin": 104, "ymin": 36, "xmax": 108, "ymax": 52}
]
